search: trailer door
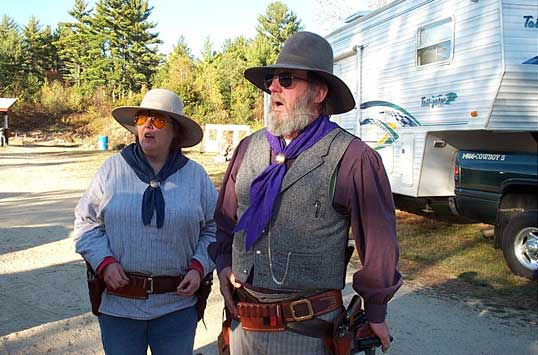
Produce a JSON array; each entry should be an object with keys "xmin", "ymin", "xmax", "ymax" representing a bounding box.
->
[{"xmin": 393, "ymin": 133, "xmax": 415, "ymax": 187}]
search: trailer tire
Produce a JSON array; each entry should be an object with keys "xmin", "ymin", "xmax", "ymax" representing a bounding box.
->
[{"xmin": 501, "ymin": 211, "xmax": 538, "ymax": 280}]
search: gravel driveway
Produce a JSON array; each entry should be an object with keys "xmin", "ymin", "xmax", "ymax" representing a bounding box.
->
[{"xmin": 1, "ymin": 143, "xmax": 536, "ymax": 355}]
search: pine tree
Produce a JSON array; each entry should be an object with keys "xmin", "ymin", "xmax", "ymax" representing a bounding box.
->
[
  {"xmin": 93, "ymin": 0, "xmax": 161, "ymax": 101},
  {"xmin": 55, "ymin": 0, "xmax": 96, "ymax": 89},
  {"xmin": 0, "ymin": 15, "xmax": 24, "ymax": 96},
  {"xmin": 21, "ymin": 16, "xmax": 58, "ymax": 99},
  {"xmin": 256, "ymin": 2, "xmax": 303, "ymax": 63}
]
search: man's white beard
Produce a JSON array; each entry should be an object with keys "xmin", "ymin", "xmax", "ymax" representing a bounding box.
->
[{"xmin": 267, "ymin": 89, "xmax": 318, "ymax": 137}]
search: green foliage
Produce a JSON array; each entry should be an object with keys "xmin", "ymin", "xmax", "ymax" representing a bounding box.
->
[
  {"xmin": 92, "ymin": 0, "xmax": 161, "ymax": 100},
  {"xmin": 193, "ymin": 57, "xmax": 228, "ymax": 124},
  {"xmin": 153, "ymin": 37, "xmax": 197, "ymax": 115},
  {"xmin": 1, "ymin": 1, "xmax": 303, "ymax": 131},
  {"xmin": 0, "ymin": 15, "xmax": 24, "ymax": 96},
  {"xmin": 55, "ymin": 0, "xmax": 96, "ymax": 89},
  {"xmin": 40, "ymin": 81, "xmax": 85, "ymax": 115},
  {"xmin": 256, "ymin": 2, "xmax": 303, "ymax": 62}
]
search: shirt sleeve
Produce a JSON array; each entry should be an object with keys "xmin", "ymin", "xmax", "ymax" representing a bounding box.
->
[
  {"xmin": 96, "ymin": 256, "xmax": 118, "ymax": 278},
  {"xmin": 191, "ymin": 169, "xmax": 218, "ymax": 277},
  {"xmin": 73, "ymin": 162, "xmax": 115, "ymax": 271},
  {"xmin": 333, "ymin": 139, "xmax": 403, "ymax": 323},
  {"xmin": 187, "ymin": 259, "xmax": 204, "ymax": 278},
  {"xmin": 209, "ymin": 136, "xmax": 251, "ymax": 274}
]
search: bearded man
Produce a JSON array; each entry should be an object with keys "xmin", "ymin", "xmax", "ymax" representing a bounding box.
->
[{"xmin": 209, "ymin": 31, "xmax": 402, "ymax": 354}]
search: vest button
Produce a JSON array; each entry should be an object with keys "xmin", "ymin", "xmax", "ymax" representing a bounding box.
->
[
  {"xmin": 243, "ymin": 269, "xmax": 248, "ymax": 274},
  {"xmin": 256, "ymin": 250, "xmax": 262, "ymax": 255}
]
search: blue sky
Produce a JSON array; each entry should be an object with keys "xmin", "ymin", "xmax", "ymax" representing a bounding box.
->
[{"xmin": 2, "ymin": 0, "xmax": 369, "ymax": 57}]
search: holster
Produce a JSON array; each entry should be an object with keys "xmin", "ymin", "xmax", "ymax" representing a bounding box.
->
[
  {"xmin": 85, "ymin": 261, "xmax": 105, "ymax": 316},
  {"xmin": 195, "ymin": 273, "xmax": 213, "ymax": 321},
  {"xmin": 218, "ymin": 308, "xmax": 233, "ymax": 355},
  {"xmin": 332, "ymin": 330, "xmax": 353, "ymax": 355}
]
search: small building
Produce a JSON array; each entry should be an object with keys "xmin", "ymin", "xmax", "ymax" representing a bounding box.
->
[
  {"xmin": 0, "ymin": 98, "xmax": 17, "ymax": 147},
  {"xmin": 203, "ymin": 124, "xmax": 251, "ymax": 155}
]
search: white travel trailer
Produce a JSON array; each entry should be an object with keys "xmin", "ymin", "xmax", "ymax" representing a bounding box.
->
[
  {"xmin": 328, "ymin": 0, "xmax": 537, "ymax": 204},
  {"xmin": 326, "ymin": 0, "xmax": 538, "ymax": 277}
]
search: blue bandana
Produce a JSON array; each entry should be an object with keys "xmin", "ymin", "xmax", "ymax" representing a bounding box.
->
[{"xmin": 121, "ymin": 143, "xmax": 188, "ymax": 228}]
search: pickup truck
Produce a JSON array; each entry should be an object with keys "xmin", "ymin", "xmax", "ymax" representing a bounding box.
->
[{"xmin": 453, "ymin": 150, "xmax": 538, "ymax": 280}]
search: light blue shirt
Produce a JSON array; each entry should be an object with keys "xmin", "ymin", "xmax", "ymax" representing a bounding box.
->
[{"xmin": 74, "ymin": 154, "xmax": 217, "ymax": 320}]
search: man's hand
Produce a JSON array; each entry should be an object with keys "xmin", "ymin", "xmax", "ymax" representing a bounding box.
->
[
  {"xmin": 369, "ymin": 321, "xmax": 391, "ymax": 352},
  {"xmin": 177, "ymin": 269, "xmax": 201, "ymax": 296},
  {"xmin": 356, "ymin": 321, "xmax": 391, "ymax": 352},
  {"xmin": 102, "ymin": 262, "xmax": 129, "ymax": 290},
  {"xmin": 218, "ymin": 266, "xmax": 241, "ymax": 316}
]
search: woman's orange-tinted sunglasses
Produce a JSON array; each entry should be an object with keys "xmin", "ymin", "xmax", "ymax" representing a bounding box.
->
[{"xmin": 134, "ymin": 110, "xmax": 169, "ymax": 129}]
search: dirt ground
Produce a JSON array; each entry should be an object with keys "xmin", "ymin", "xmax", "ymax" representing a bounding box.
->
[{"xmin": 1, "ymin": 142, "xmax": 537, "ymax": 355}]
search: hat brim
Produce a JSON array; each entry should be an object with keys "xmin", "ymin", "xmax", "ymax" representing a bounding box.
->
[
  {"xmin": 244, "ymin": 64, "xmax": 356, "ymax": 115},
  {"xmin": 111, "ymin": 106, "xmax": 203, "ymax": 148}
]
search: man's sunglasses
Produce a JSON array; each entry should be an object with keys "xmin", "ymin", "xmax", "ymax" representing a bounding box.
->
[
  {"xmin": 134, "ymin": 111, "xmax": 169, "ymax": 129},
  {"xmin": 263, "ymin": 72, "xmax": 308, "ymax": 89}
]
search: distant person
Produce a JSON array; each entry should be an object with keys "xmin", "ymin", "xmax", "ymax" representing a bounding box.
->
[
  {"xmin": 223, "ymin": 136, "xmax": 235, "ymax": 162},
  {"xmin": 209, "ymin": 32, "xmax": 402, "ymax": 354},
  {"xmin": 74, "ymin": 89, "xmax": 217, "ymax": 355},
  {"xmin": 0, "ymin": 127, "xmax": 7, "ymax": 147}
]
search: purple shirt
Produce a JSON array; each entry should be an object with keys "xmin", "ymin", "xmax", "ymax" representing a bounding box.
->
[{"xmin": 212, "ymin": 133, "xmax": 402, "ymax": 323}]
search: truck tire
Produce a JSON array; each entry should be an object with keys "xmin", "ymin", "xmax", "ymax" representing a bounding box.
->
[{"xmin": 501, "ymin": 211, "xmax": 538, "ymax": 280}]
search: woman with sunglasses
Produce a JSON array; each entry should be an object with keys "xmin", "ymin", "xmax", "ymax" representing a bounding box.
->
[{"xmin": 74, "ymin": 88, "xmax": 217, "ymax": 355}]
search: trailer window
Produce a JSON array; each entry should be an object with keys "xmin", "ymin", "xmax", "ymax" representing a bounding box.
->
[{"xmin": 416, "ymin": 18, "xmax": 453, "ymax": 66}]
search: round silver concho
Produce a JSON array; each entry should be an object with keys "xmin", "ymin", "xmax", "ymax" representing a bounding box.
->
[
  {"xmin": 149, "ymin": 180, "xmax": 160, "ymax": 188},
  {"xmin": 275, "ymin": 153, "xmax": 286, "ymax": 164}
]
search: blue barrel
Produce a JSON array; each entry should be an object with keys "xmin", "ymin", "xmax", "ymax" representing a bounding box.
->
[{"xmin": 97, "ymin": 135, "xmax": 108, "ymax": 150}]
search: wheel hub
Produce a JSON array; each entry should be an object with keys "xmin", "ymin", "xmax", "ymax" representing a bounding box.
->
[
  {"xmin": 515, "ymin": 227, "xmax": 538, "ymax": 269},
  {"xmin": 525, "ymin": 238, "xmax": 538, "ymax": 261}
]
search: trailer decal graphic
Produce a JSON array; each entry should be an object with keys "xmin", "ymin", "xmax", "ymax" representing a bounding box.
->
[
  {"xmin": 522, "ymin": 56, "xmax": 538, "ymax": 64},
  {"xmin": 359, "ymin": 101, "xmax": 421, "ymax": 149},
  {"xmin": 421, "ymin": 92, "xmax": 458, "ymax": 108},
  {"xmin": 523, "ymin": 16, "xmax": 537, "ymax": 29}
]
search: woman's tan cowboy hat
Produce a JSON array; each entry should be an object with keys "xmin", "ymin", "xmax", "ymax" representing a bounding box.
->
[
  {"xmin": 112, "ymin": 88, "xmax": 203, "ymax": 148},
  {"xmin": 244, "ymin": 31, "xmax": 355, "ymax": 115}
]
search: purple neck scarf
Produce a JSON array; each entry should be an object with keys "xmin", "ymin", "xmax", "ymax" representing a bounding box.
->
[{"xmin": 234, "ymin": 115, "xmax": 338, "ymax": 250}]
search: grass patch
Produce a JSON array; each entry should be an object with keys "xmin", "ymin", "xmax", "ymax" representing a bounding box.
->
[
  {"xmin": 396, "ymin": 211, "xmax": 537, "ymax": 313},
  {"xmin": 184, "ymin": 150, "xmax": 227, "ymax": 189}
]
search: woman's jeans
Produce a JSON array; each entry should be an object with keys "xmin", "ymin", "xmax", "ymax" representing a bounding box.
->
[{"xmin": 98, "ymin": 306, "xmax": 197, "ymax": 355}]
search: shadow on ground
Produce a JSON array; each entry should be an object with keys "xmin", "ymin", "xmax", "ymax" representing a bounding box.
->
[
  {"xmin": 0, "ymin": 190, "xmax": 81, "ymax": 255},
  {"xmin": 0, "ymin": 259, "xmax": 88, "ymax": 336}
]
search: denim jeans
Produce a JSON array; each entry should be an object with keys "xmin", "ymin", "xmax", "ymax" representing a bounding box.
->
[{"xmin": 98, "ymin": 306, "xmax": 197, "ymax": 355}]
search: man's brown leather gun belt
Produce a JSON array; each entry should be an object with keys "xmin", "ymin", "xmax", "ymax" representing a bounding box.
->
[
  {"xmin": 107, "ymin": 272, "xmax": 184, "ymax": 299},
  {"xmin": 236, "ymin": 289, "xmax": 342, "ymax": 331}
]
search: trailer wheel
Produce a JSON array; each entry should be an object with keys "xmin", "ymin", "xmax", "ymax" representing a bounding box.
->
[{"xmin": 501, "ymin": 211, "xmax": 538, "ymax": 280}]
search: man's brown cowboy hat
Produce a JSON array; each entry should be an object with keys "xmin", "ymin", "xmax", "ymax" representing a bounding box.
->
[{"xmin": 244, "ymin": 31, "xmax": 356, "ymax": 115}]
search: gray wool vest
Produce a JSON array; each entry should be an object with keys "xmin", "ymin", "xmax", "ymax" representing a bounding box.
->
[{"xmin": 232, "ymin": 127, "xmax": 355, "ymax": 291}]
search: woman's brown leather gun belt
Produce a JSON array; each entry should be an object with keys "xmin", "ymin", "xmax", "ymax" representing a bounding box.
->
[
  {"xmin": 107, "ymin": 272, "xmax": 184, "ymax": 300},
  {"xmin": 236, "ymin": 289, "xmax": 342, "ymax": 331}
]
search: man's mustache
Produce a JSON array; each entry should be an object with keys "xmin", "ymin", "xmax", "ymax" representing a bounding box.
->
[{"xmin": 270, "ymin": 94, "xmax": 286, "ymax": 106}]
